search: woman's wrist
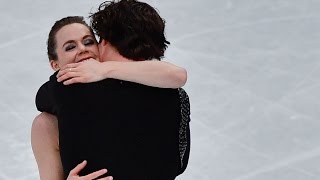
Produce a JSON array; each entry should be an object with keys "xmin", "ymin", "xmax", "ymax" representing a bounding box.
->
[{"xmin": 101, "ymin": 61, "xmax": 116, "ymax": 79}]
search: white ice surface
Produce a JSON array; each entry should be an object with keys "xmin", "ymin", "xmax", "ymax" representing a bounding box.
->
[{"xmin": 1, "ymin": 0, "xmax": 320, "ymax": 179}]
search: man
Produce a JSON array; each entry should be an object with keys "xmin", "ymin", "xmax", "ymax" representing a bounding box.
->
[{"xmin": 33, "ymin": 0, "xmax": 190, "ymax": 179}]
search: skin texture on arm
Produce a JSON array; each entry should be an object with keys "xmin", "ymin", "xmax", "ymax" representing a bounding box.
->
[
  {"xmin": 31, "ymin": 112, "xmax": 63, "ymax": 180},
  {"xmin": 57, "ymin": 59, "xmax": 187, "ymax": 88}
]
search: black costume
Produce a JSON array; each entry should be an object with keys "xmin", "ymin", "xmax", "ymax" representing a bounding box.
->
[{"xmin": 36, "ymin": 72, "xmax": 190, "ymax": 180}]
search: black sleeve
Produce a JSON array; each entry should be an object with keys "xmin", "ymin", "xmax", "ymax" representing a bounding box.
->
[
  {"xmin": 177, "ymin": 87, "xmax": 191, "ymax": 175},
  {"xmin": 35, "ymin": 72, "xmax": 58, "ymax": 115}
]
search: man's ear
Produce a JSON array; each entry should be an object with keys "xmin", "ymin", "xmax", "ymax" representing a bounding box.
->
[
  {"xmin": 100, "ymin": 39, "xmax": 108, "ymax": 46},
  {"xmin": 50, "ymin": 60, "xmax": 60, "ymax": 71},
  {"xmin": 98, "ymin": 39, "xmax": 109, "ymax": 61}
]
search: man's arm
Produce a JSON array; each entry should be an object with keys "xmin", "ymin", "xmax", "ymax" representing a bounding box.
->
[{"xmin": 56, "ymin": 59, "xmax": 187, "ymax": 88}]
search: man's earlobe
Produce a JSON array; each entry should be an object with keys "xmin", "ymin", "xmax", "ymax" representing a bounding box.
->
[
  {"xmin": 50, "ymin": 60, "xmax": 60, "ymax": 71},
  {"xmin": 100, "ymin": 39, "xmax": 108, "ymax": 46}
]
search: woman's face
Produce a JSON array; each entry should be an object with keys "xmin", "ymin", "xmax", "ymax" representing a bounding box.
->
[{"xmin": 52, "ymin": 23, "xmax": 100, "ymax": 69}]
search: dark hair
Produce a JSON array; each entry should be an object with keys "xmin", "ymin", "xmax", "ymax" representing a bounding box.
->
[
  {"xmin": 90, "ymin": 0, "xmax": 170, "ymax": 61},
  {"xmin": 47, "ymin": 16, "xmax": 95, "ymax": 60}
]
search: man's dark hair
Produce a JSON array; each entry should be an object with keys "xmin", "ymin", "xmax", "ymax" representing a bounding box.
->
[{"xmin": 90, "ymin": 0, "xmax": 170, "ymax": 61}]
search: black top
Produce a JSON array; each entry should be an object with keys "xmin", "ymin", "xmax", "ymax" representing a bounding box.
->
[{"xmin": 36, "ymin": 72, "xmax": 190, "ymax": 180}]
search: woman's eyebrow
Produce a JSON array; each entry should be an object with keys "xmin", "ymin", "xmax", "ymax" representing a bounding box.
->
[
  {"xmin": 62, "ymin": 35, "xmax": 94, "ymax": 47},
  {"xmin": 62, "ymin": 40, "xmax": 75, "ymax": 47},
  {"xmin": 82, "ymin": 35, "xmax": 94, "ymax": 39}
]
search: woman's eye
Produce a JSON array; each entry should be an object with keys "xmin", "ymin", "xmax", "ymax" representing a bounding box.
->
[
  {"xmin": 84, "ymin": 39, "xmax": 94, "ymax": 46},
  {"xmin": 65, "ymin": 44, "xmax": 75, "ymax": 51}
]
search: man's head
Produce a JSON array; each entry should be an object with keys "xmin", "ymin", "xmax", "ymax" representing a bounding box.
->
[{"xmin": 90, "ymin": 0, "xmax": 170, "ymax": 61}]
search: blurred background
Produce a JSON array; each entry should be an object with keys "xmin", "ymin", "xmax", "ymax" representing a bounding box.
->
[{"xmin": 1, "ymin": 0, "xmax": 320, "ymax": 179}]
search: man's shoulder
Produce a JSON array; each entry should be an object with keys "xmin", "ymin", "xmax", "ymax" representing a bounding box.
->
[{"xmin": 35, "ymin": 77, "xmax": 56, "ymax": 113}]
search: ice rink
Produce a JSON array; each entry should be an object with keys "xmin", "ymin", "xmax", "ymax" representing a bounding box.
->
[{"xmin": 1, "ymin": 0, "xmax": 320, "ymax": 179}]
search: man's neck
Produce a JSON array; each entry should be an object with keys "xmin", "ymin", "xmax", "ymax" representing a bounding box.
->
[
  {"xmin": 103, "ymin": 54, "xmax": 131, "ymax": 62},
  {"xmin": 100, "ymin": 44, "xmax": 132, "ymax": 62}
]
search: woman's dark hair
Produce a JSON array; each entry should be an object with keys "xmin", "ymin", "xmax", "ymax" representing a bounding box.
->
[
  {"xmin": 90, "ymin": 0, "xmax": 170, "ymax": 61},
  {"xmin": 47, "ymin": 16, "xmax": 95, "ymax": 60}
]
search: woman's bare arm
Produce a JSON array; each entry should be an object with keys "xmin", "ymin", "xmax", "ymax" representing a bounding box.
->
[
  {"xmin": 56, "ymin": 59, "xmax": 187, "ymax": 88},
  {"xmin": 31, "ymin": 112, "xmax": 63, "ymax": 180}
]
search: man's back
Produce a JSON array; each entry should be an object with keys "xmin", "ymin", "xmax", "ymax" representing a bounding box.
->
[{"xmin": 51, "ymin": 76, "xmax": 181, "ymax": 180}]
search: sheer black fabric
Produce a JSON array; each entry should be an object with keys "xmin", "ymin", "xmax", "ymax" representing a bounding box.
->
[{"xmin": 177, "ymin": 88, "xmax": 191, "ymax": 175}]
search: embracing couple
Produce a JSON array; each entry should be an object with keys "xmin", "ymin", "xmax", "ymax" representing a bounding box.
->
[{"xmin": 31, "ymin": 0, "xmax": 191, "ymax": 180}]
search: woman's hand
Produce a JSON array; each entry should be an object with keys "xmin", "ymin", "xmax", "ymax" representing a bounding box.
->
[
  {"xmin": 57, "ymin": 59, "xmax": 106, "ymax": 85},
  {"xmin": 67, "ymin": 160, "xmax": 113, "ymax": 180}
]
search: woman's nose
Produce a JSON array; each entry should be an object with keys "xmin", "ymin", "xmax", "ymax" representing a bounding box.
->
[
  {"xmin": 78, "ymin": 44, "xmax": 89, "ymax": 56},
  {"xmin": 78, "ymin": 43, "xmax": 86, "ymax": 52}
]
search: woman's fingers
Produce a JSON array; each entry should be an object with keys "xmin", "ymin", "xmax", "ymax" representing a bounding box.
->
[
  {"xmin": 98, "ymin": 176, "xmax": 113, "ymax": 180},
  {"xmin": 69, "ymin": 160, "xmax": 87, "ymax": 176},
  {"xmin": 83, "ymin": 169, "xmax": 108, "ymax": 179},
  {"xmin": 57, "ymin": 72, "xmax": 80, "ymax": 83},
  {"xmin": 63, "ymin": 77, "xmax": 85, "ymax": 85},
  {"xmin": 67, "ymin": 160, "xmax": 112, "ymax": 180},
  {"xmin": 57, "ymin": 63, "xmax": 79, "ymax": 78}
]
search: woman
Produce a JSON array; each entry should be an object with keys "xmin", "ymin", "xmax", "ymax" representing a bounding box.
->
[{"xmin": 32, "ymin": 16, "xmax": 187, "ymax": 180}]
